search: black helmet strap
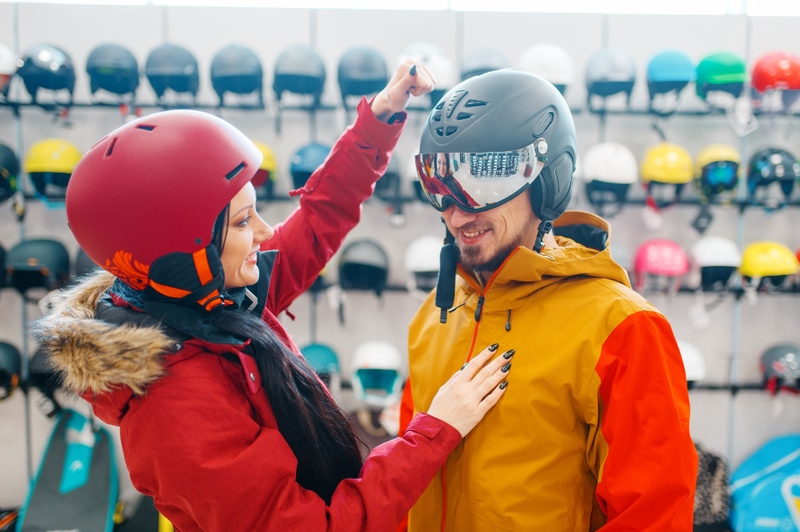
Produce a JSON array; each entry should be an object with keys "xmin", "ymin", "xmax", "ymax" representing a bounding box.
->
[{"xmin": 434, "ymin": 222, "xmax": 459, "ymax": 325}]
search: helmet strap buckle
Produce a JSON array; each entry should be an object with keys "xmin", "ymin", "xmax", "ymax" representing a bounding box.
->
[{"xmin": 533, "ymin": 220, "xmax": 553, "ymax": 254}]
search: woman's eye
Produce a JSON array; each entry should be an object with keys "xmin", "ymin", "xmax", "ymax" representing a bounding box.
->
[{"xmin": 237, "ymin": 216, "xmax": 251, "ymax": 227}]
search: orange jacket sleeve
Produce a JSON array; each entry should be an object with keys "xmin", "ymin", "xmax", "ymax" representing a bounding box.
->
[{"xmin": 589, "ymin": 310, "xmax": 697, "ymax": 531}]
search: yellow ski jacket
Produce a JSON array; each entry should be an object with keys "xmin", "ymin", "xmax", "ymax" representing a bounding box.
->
[{"xmin": 399, "ymin": 211, "xmax": 697, "ymax": 532}]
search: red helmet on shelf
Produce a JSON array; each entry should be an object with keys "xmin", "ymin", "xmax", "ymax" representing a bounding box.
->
[
  {"xmin": 751, "ymin": 51, "xmax": 800, "ymax": 111},
  {"xmin": 66, "ymin": 110, "xmax": 261, "ymax": 291}
]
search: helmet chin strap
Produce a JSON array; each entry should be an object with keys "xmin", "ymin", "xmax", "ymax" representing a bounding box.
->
[
  {"xmin": 533, "ymin": 220, "xmax": 553, "ymax": 253},
  {"xmin": 434, "ymin": 220, "xmax": 459, "ymax": 324}
]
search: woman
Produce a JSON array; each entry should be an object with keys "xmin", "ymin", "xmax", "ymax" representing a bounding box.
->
[{"xmin": 35, "ymin": 62, "xmax": 512, "ymax": 531}]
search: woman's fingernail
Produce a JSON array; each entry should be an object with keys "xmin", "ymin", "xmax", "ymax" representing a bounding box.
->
[
  {"xmin": 461, "ymin": 362, "xmax": 469, "ymax": 371},
  {"xmin": 488, "ymin": 343, "xmax": 499, "ymax": 352},
  {"xmin": 410, "ymin": 64, "xmax": 417, "ymax": 76},
  {"xmin": 501, "ymin": 362, "xmax": 511, "ymax": 373},
  {"xmin": 503, "ymin": 349, "xmax": 515, "ymax": 360},
  {"xmin": 499, "ymin": 380, "xmax": 508, "ymax": 390}
]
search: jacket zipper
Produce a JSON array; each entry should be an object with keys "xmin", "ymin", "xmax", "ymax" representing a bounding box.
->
[{"xmin": 440, "ymin": 248, "xmax": 521, "ymax": 532}]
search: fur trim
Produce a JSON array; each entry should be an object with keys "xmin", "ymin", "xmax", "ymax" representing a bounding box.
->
[{"xmin": 34, "ymin": 271, "xmax": 174, "ymax": 395}]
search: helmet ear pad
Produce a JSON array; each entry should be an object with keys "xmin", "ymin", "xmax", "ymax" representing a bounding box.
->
[{"xmin": 530, "ymin": 151, "xmax": 574, "ymax": 221}]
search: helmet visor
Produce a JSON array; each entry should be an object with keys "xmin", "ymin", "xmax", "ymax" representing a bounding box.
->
[{"xmin": 415, "ymin": 141, "xmax": 545, "ymax": 213}]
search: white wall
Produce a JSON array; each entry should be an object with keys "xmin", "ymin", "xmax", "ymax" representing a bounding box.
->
[{"xmin": 1, "ymin": 6, "xmax": 799, "ymax": 510}]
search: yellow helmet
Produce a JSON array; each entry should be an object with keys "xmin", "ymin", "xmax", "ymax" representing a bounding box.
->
[
  {"xmin": 641, "ymin": 142, "xmax": 693, "ymax": 184},
  {"xmin": 740, "ymin": 241, "xmax": 799, "ymax": 278},
  {"xmin": 251, "ymin": 140, "xmax": 277, "ymax": 175},
  {"xmin": 694, "ymin": 144, "xmax": 741, "ymax": 178},
  {"xmin": 24, "ymin": 138, "xmax": 82, "ymax": 175}
]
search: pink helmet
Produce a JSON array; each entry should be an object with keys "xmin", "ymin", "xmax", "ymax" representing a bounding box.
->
[{"xmin": 634, "ymin": 238, "xmax": 689, "ymax": 291}]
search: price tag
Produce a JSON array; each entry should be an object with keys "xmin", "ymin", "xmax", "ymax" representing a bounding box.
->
[
  {"xmin": 726, "ymin": 98, "xmax": 759, "ymax": 137},
  {"xmin": 688, "ymin": 293, "xmax": 711, "ymax": 330},
  {"xmin": 691, "ymin": 205, "xmax": 714, "ymax": 234},
  {"xmin": 641, "ymin": 204, "xmax": 664, "ymax": 231}
]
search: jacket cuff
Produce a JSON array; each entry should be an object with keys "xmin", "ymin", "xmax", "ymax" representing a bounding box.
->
[
  {"xmin": 352, "ymin": 96, "xmax": 407, "ymax": 147},
  {"xmin": 405, "ymin": 413, "xmax": 462, "ymax": 452}
]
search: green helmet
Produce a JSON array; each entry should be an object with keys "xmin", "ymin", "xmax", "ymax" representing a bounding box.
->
[{"xmin": 696, "ymin": 51, "xmax": 747, "ymax": 101}]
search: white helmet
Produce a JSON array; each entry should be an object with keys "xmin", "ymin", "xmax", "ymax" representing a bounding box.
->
[
  {"xmin": 350, "ymin": 341, "xmax": 404, "ymax": 408},
  {"xmin": 0, "ymin": 43, "xmax": 15, "ymax": 76},
  {"xmin": 676, "ymin": 340, "xmax": 706, "ymax": 384},
  {"xmin": 689, "ymin": 236, "xmax": 742, "ymax": 290},
  {"xmin": 397, "ymin": 42, "xmax": 457, "ymax": 100},
  {"xmin": 582, "ymin": 142, "xmax": 638, "ymax": 185},
  {"xmin": 404, "ymin": 235, "xmax": 441, "ymax": 295},
  {"xmin": 518, "ymin": 44, "xmax": 575, "ymax": 93}
]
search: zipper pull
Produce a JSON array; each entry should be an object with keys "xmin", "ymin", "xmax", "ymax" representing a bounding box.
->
[
  {"xmin": 505, "ymin": 309, "xmax": 511, "ymax": 331},
  {"xmin": 474, "ymin": 295, "xmax": 485, "ymax": 322}
]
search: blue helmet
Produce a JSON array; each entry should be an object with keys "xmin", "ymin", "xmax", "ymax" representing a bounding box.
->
[
  {"xmin": 647, "ymin": 50, "xmax": 695, "ymax": 115},
  {"xmin": 290, "ymin": 143, "xmax": 331, "ymax": 189}
]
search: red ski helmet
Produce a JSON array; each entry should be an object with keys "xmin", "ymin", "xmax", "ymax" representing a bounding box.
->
[
  {"xmin": 66, "ymin": 110, "xmax": 261, "ymax": 293},
  {"xmin": 751, "ymin": 51, "xmax": 800, "ymax": 94}
]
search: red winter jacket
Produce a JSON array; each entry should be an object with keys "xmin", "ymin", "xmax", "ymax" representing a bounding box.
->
[{"xmin": 37, "ymin": 98, "xmax": 462, "ymax": 532}]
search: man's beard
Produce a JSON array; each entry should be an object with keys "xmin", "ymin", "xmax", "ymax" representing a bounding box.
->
[{"xmin": 456, "ymin": 215, "xmax": 537, "ymax": 273}]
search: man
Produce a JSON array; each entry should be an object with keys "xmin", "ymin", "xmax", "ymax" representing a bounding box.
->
[{"xmin": 398, "ymin": 70, "xmax": 697, "ymax": 531}]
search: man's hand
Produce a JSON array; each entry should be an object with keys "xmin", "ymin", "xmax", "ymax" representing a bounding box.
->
[{"xmin": 370, "ymin": 59, "xmax": 437, "ymax": 123}]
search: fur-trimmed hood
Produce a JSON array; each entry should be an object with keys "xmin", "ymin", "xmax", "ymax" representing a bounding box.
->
[{"xmin": 35, "ymin": 270, "xmax": 179, "ymax": 396}]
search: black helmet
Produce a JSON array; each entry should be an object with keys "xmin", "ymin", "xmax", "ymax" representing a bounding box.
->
[
  {"xmin": 338, "ymin": 239, "xmax": 389, "ymax": 296},
  {"xmin": 461, "ymin": 48, "xmax": 510, "ymax": 81},
  {"xmin": 374, "ymin": 156, "xmax": 400, "ymax": 203},
  {"xmin": 761, "ymin": 344, "xmax": 800, "ymax": 395},
  {"xmin": 16, "ymin": 43, "xmax": 75, "ymax": 104},
  {"xmin": 29, "ymin": 347, "xmax": 62, "ymax": 416},
  {"xmin": 86, "ymin": 43, "xmax": 139, "ymax": 98},
  {"xmin": 337, "ymin": 47, "xmax": 388, "ymax": 109},
  {"xmin": 0, "ymin": 141, "xmax": 19, "ymax": 204},
  {"xmin": 210, "ymin": 44, "xmax": 263, "ymax": 106},
  {"xmin": 747, "ymin": 148, "xmax": 800, "ymax": 212},
  {"xmin": 418, "ymin": 69, "xmax": 576, "ymax": 249},
  {"xmin": 290, "ymin": 143, "xmax": 331, "ymax": 190},
  {"xmin": 0, "ymin": 341, "xmax": 21, "ymax": 401},
  {"xmin": 6, "ymin": 238, "xmax": 70, "ymax": 299},
  {"xmin": 145, "ymin": 43, "xmax": 199, "ymax": 100},
  {"xmin": 273, "ymin": 45, "xmax": 326, "ymax": 104},
  {"xmin": 74, "ymin": 247, "xmax": 99, "ymax": 279}
]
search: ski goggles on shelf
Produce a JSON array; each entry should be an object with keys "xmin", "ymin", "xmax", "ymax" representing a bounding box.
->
[{"xmin": 414, "ymin": 140, "xmax": 547, "ymax": 213}]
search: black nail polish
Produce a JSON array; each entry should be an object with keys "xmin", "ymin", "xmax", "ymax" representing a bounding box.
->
[
  {"xmin": 499, "ymin": 380, "xmax": 508, "ymax": 390},
  {"xmin": 410, "ymin": 64, "xmax": 417, "ymax": 76},
  {"xmin": 501, "ymin": 362, "xmax": 511, "ymax": 373},
  {"xmin": 488, "ymin": 343, "xmax": 499, "ymax": 352},
  {"xmin": 503, "ymin": 349, "xmax": 515, "ymax": 360},
  {"xmin": 461, "ymin": 362, "xmax": 469, "ymax": 371}
]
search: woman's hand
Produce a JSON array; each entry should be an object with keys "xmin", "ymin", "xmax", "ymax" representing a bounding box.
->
[
  {"xmin": 426, "ymin": 344, "xmax": 512, "ymax": 437},
  {"xmin": 371, "ymin": 59, "xmax": 437, "ymax": 122}
]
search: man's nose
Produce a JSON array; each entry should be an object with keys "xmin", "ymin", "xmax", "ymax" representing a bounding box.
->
[{"xmin": 448, "ymin": 206, "xmax": 478, "ymax": 228}]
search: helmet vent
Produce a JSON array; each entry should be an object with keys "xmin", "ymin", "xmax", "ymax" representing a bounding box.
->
[
  {"xmin": 445, "ymin": 126, "xmax": 458, "ymax": 136},
  {"xmin": 225, "ymin": 162, "xmax": 246, "ymax": 181},
  {"xmin": 464, "ymin": 99, "xmax": 488, "ymax": 108},
  {"xmin": 435, "ymin": 127, "xmax": 444, "ymax": 137},
  {"xmin": 456, "ymin": 112, "xmax": 472, "ymax": 121},
  {"xmin": 434, "ymin": 101, "xmax": 445, "ymax": 110},
  {"xmin": 105, "ymin": 138, "xmax": 117, "ymax": 157},
  {"xmin": 432, "ymin": 113, "xmax": 442, "ymax": 122},
  {"xmin": 136, "ymin": 125, "xmax": 155, "ymax": 131}
]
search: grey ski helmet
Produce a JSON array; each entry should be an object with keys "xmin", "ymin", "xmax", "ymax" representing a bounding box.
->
[
  {"xmin": 273, "ymin": 45, "xmax": 326, "ymax": 104},
  {"xmin": 16, "ymin": 43, "xmax": 75, "ymax": 104},
  {"xmin": 0, "ymin": 141, "xmax": 19, "ymax": 204},
  {"xmin": 761, "ymin": 344, "xmax": 800, "ymax": 395},
  {"xmin": 337, "ymin": 47, "xmax": 388, "ymax": 108},
  {"xmin": 210, "ymin": 44, "xmax": 263, "ymax": 106},
  {"xmin": 418, "ymin": 69, "xmax": 576, "ymax": 237},
  {"xmin": 290, "ymin": 143, "xmax": 331, "ymax": 190},
  {"xmin": 585, "ymin": 48, "xmax": 636, "ymax": 112},
  {"xmin": 0, "ymin": 342, "xmax": 21, "ymax": 401},
  {"xmin": 338, "ymin": 239, "xmax": 389, "ymax": 296},
  {"xmin": 145, "ymin": 43, "xmax": 199, "ymax": 100},
  {"xmin": 6, "ymin": 238, "xmax": 70, "ymax": 299},
  {"xmin": 86, "ymin": 43, "xmax": 140, "ymax": 97},
  {"xmin": 461, "ymin": 48, "xmax": 510, "ymax": 81}
]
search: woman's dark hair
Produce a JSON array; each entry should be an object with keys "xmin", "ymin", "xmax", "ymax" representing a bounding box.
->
[{"xmin": 210, "ymin": 205, "xmax": 365, "ymax": 504}]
